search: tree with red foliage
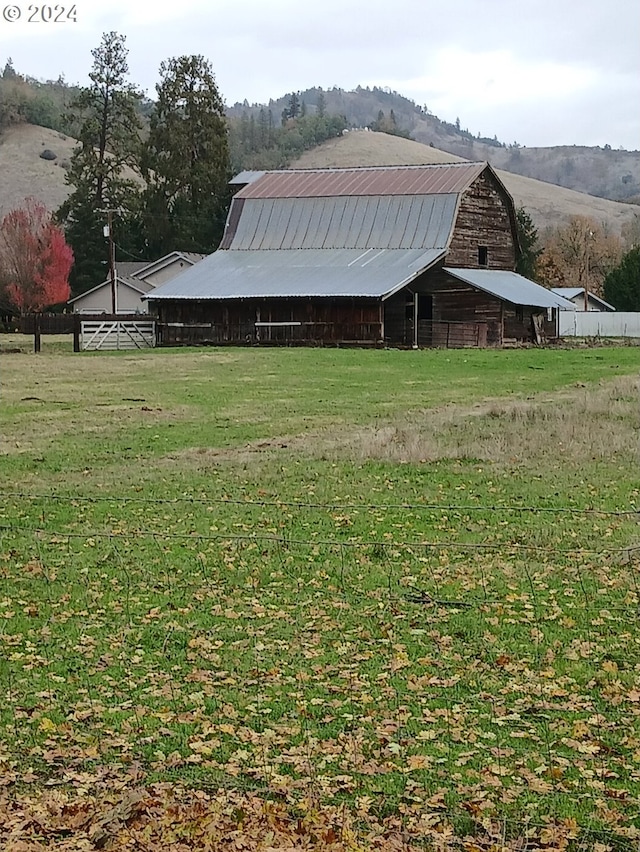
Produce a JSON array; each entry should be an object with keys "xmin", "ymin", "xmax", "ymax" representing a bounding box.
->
[{"xmin": 0, "ymin": 198, "xmax": 73, "ymax": 314}]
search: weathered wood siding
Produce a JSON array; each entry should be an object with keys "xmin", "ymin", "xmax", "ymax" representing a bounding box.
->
[
  {"xmin": 156, "ymin": 298, "xmax": 382, "ymax": 345},
  {"xmin": 384, "ymin": 292, "xmax": 411, "ymax": 345},
  {"xmin": 446, "ymin": 172, "xmax": 517, "ymax": 270},
  {"xmin": 419, "ymin": 268, "xmax": 503, "ymax": 346},
  {"xmin": 503, "ymin": 307, "xmax": 557, "ymax": 343}
]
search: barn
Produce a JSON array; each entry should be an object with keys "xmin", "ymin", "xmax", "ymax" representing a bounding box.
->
[{"xmin": 146, "ymin": 163, "xmax": 573, "ymax": 347}]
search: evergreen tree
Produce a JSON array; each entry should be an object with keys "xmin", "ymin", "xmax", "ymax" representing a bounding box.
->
[
  {"xmin": 142, "ymin": 55, "xmax": 231, "ymax": 256},
  {"xmin": 603, "ymin": 246, "xmax": 640, "ymax": 310},
  {"xmin": 257, "ymin": 107, "xmax": 270, "ymax": 149},
  {"xmin": 316, "ymin": 90, "xmax": 326, "ymax": 118},
  {"xmin": 2, "ymin": 58, "xmax": 18, "ymax": 79},
  {"xmin": 57, "ymin": 31, "xmax": 143, "ymax": 294},
  {"xmin": 287, "ymin": 92, "xmax": 300, "ymax": 119},
  {"xmin": 515, "ymin": 207, "xmax": 541, "ymax": 280}
]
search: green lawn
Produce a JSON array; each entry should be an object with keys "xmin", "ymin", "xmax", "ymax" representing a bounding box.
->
[{"xmin": 1, "ymin": 343, "xmax": 639, "ymax": 849}]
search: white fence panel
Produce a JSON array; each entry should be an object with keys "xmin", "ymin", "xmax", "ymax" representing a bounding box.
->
[
  {"xmin": 559, "ymin": 312, "xmax": 640, "ymax": 338},
  {"xmin": 80, "ymin": 320, "xmax": 156, "ymax": 351}
]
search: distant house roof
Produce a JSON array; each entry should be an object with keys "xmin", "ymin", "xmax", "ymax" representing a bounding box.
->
[
  {"xmin": 445, "ymin": 269, "xmax": 576, "ymax": 310},
  {"xmin": 230, "ymin": 170, "xmax": 267, "ymax": 186},
  {"xmin": 128, "ymin": 251, "xmax": 206, "ymax": 281},
  {"xmin": 550, "ymin": 287, "xmax": 616, "ymax": 311},
  {"xmin": 180, "ymin": 252, "xmax": 207, "ymax": 264},
  {"xmin": 68, "ymin": 275, "xmax": 150, "ymax": 304},
  {"xmin": 69, "ymin": 252, "xmax": 207, "ymax": 307},
  {"xmin": 115, "ymin": 261, "xmax": 151, "ymax": 278}
]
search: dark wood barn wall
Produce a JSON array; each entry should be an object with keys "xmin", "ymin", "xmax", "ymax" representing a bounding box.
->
[
  {"xmin": 503, "ymin": 307, "xmax": 557, "ymax": 343},
  {"xmin": 156, "ymin": 298, "xmax": 382, "ymax": 344},
  {"xmin": 446, "ymin": 172, "xmax": 517, "ymax": 270},
  {"xmin": 411, "ymin": 268, "xmax": 504, "ymax": 347}
]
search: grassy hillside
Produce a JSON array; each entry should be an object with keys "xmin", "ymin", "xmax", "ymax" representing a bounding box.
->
[
  {"xmin": 441, "ymin": 140, "xmax": 640, "ymax": 203},
  {"xmin": 1, "ymin": 123, "xmax": 637, "ymax": 239},
  {"xmin": 0, "ymin": 122, "xmax": 144, "ymax": 217},
  {"xmin": 293, "ymin": 131, "xmax": 640, "ymax": 234},
  {"xmin": 0, "ymin": 123, "xmax": 78, "ymax": 215}
]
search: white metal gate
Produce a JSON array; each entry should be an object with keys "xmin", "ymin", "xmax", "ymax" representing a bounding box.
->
[{"xmin": 80, "ymin": 320, "xmax": 156, "ymax": 351}]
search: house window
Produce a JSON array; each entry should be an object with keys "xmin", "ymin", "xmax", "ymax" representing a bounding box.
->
[{"xmin": 478, "ymin": 246, "xmax": 488, "ymax": 267}]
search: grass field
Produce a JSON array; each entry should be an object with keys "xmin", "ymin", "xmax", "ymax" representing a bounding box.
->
[{"xmin": 1, "ymin": 340, "xmax": 639, "ymax": 850}]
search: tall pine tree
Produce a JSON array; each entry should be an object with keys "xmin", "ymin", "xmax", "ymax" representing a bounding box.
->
[
  {"xmin": 141, "ymin": 55, "xmax": 231, "ymax": 256},
  {"xmin": 515, "ymin": 207, "xmax": 541, "ymax": 280},
  {"xmin": 58, "ymin": 31, "xmax": 143, "ymax": 295}
]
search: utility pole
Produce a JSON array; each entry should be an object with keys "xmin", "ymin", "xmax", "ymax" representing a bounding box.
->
[
  {"xmin": 104, "ymin": 211, "xmax": 117, "ymax": 315},
  {"xmin": 584, "ymin": 229, "xmax": 594, "ymax": 312}
]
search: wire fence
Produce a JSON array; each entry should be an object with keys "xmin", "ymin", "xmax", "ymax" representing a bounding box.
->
[{"xmin": 1, "ymin": 490, "xmax": 639, "ymax": 847}]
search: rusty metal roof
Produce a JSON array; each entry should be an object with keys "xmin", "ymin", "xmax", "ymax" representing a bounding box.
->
[
  {"xmin": 226, "ymin": 194, "xmax": 458, "ymax": 251},
  {"xmin": 146, "ymin": 248, "xmax": 446, "ymax": 301},
  {"xmin": 235, "ymin": 163, "xmax": 487, "ymax": 199}
]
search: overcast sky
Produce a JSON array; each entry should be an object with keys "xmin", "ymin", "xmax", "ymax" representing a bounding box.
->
[{"xmin": 1, "ymin": 0, "xmax": 638, "ymax": 149}]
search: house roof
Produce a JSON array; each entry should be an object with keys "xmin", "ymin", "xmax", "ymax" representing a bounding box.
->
[
  {"xmin": 444, "ymin": 269, "xmax": 576, "ymax": 310},
  {"xmin": 146, "ymin": 248, "xmax": 446, "ymax": 301},
  {"xmin": 230, "ymin": 170, "xmax": 267, "ymax": 186},
  {"xmin": 234, "ymin": 163, "xmax": 488, "ymax": 199},
  {"xmin": 115, "ymin": 261, "xmax": 151, "ymax": 278},
  {"xmin": 68, "ymin": 275, "xmax": 150, "ymax": 304},
  {"xmin": 128, "ymin": 251, "xmax": 206, "ymax": 281},
  {"xmin": 550, "ymin": 287, "xmax": 616, "ymax": 311},
  {"xmin": 70, "ymin": 253, "xmax": 208, "ymax": 307}
]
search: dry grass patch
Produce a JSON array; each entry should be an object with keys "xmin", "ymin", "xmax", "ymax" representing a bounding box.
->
[
  {"xmin": 300, "ymin": 376, "xmax": 640, "ymax": 466},
  {"xmin": 346, "ymin": 376, "xmax": 639, "ymax": 465},
  {"xmin": 159, "ymin": 376, "xmax": 639, "ymax": 471}
]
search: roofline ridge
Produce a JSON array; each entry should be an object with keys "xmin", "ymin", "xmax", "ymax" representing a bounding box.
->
[{"xmin": 266, "ymin": 162, "xmax": 486, "ymax": 175}]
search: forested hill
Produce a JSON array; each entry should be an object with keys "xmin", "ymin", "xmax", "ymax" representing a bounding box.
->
[
  {"xmin": 1, "ymin": 58, "xmax": 639, "ymax": 206},
  {"xmin": 229, "ymin": 86, "xmax": 640, "ymax": 204}
]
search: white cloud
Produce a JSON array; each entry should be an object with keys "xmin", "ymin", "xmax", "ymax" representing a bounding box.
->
[{"xmin": 381, "ymin": 48, "xmax": 596, "ymax": 109}]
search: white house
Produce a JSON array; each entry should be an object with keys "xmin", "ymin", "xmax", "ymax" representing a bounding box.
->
[
  {"xmin": 551, "ymin": 287, "xmax": 616, "ymax": 312},
  {"xmin": 68, "ymin": 252, "xmax": 205, "ymax": 314}
]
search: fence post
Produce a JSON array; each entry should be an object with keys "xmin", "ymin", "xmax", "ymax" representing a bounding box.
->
[
  {"xmin": 73, "ymin": 314, "xmax": 81, "ymax": 352},
  {"xmin": 34, "ymin": 315, "xmax": 41, "ymax": 353}
]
